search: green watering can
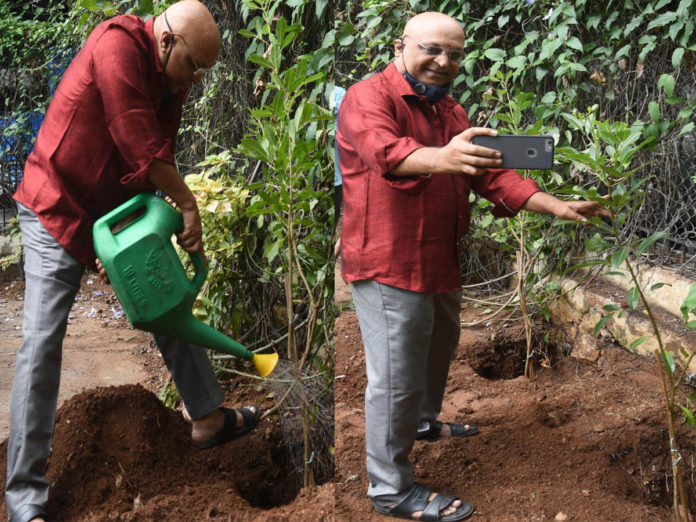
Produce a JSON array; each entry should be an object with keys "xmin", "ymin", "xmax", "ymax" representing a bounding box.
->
[{"xmin": 93, "ymin": 193, "xmax": 278, "ymax": 378}]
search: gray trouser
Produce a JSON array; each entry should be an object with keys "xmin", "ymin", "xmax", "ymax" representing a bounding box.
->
[
  {"xmin": 350, "ymin": 280, "xmax": 461, "ymax": 498},
  {"xmin": 6, "ymin": 203, "xmax": 224, "ymax": 518}
]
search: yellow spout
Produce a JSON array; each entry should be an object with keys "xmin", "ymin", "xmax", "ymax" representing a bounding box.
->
[{"xmin": 252, "ymin": 353, "xmax": 279, "ymax": 378}]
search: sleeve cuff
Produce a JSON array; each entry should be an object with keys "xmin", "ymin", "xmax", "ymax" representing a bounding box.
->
[
  {"xmin": 119, "ymin": 137, "xmax": 174, "ymax": 188},
  {"xmin": 490, "ymin": 177, "xmax": 541, "ymax": 217}
]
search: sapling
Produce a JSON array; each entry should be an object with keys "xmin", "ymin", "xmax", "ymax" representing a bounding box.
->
[
  {"xmin": 238, "ymin": 2, "xmax": 334, "ymax": 487},
  {"xmin": 558, "ymin": 105, "xmax": 696, "ymax": 521},
  {"xmin": 479, "ymin": 72, "xmax": 570, "ymax": 379}
]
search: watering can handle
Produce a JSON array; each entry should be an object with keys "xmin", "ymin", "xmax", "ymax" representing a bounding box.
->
[
  {"xmin": 189, "ymin": 249, "xmax": 208, "ymax": 294},
  {"xmin": 93, "ymin": 193, "xmax": 154, "ymax": 259},
  {"xmin": 98, "ymin": 193, "xmax": 152, "ymax": 230}
]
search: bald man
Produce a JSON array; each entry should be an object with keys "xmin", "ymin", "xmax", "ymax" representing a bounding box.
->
[
  {"xmin": 337, "ymin": 11, "xmax": 607, "ymax": 521},
  {"xmin": 8, "ymin": 3, "xmax": 258, "ymax": 521}
]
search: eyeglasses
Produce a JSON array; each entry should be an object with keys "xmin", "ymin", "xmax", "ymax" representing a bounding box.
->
[
  {"xmin": 402, "ymin": 35, "xmax": 465, "ymax": 63},
  {"xmin": 163, "ymin": 10, "xmax": 208, "ymax": 78}
]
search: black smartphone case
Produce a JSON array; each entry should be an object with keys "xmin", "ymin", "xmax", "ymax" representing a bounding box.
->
[{"xmin": 470, "ymin": 135, "xmax": 554, "ymax": 170}]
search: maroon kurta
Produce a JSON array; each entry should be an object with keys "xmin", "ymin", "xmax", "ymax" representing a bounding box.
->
[
  {"xmin": 337, "ymin": 63, "xmax": 540, "ymax": 293},
  {"xmin": 14, "ymin": 15, "xmax": 186, "ymax": 268}
]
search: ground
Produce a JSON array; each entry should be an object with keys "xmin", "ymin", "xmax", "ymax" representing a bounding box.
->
[
  {"xmin": 0, "ymin": 277, "xmax": 332, "ymax": 521},
  {"xmin": 2, "ymin": 273, "xmax": 696, "ymax": 521},
  {"xmin": 334, "ymin": 304, "xmax": 696, "ymax": 522}
]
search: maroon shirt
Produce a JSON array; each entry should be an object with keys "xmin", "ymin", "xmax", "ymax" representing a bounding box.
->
[
  {"xmin": 14, "ymin": 15, "xmax": 186, "ymax": 268},
  {"xmin": 337, "ymin": 63, "xmax": 540, "ymax": 293}
]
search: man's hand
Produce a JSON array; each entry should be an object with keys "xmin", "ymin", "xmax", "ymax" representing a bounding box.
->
[
  {"xmin": 95, "ymin": 258, "xmax": 110, "ymax": 285},
  {"xmin": 523, "ymin": 192, "xmax": 611, "ymax": 221},
  {"xmin": 391, "ymin": 127, "xmax": 503, "ymax": 177},
  {"xmin": 551, "ymin": 199, "xmax": 612, "ymax": 221},
  {"xmin": 435, "ymin": 127, "xmax": 503, "ymax": 176},
  {"xmin": 177, "ymin": 204, "xmax": 203, "ymax": 253},
  {"xmin": 146, "ymin": 159, "xmax": 204, "ymax": 254}
]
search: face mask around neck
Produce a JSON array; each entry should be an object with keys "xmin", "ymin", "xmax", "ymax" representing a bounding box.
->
[{"xmin": 403, "ymin": 71, "xmax": 451, "ymax": 105}]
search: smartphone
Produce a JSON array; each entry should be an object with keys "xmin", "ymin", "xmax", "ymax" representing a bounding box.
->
[{"xmin": 470, "ymin": 135, "xmax": 555, "ymax": 170}]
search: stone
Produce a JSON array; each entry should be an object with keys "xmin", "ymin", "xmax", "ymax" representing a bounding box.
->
[{"xmin": 570, "ymin": 333, "xmax": 600, "ymax": 364}]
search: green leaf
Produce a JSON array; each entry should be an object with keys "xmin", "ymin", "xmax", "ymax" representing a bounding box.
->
[
  {"xmin": 679, "ymin": 122, "xmax": 695, "ymax": 136},
  {"xmin": 629, "ymin": 336, "xmax": 649, "ymax": 351},
  {"xmin": 338, "ymin": 34, "xmax": 355, "ymax": 46},
  {"xmin": 565, "ymin": 259, "xmax": 608, "ymax": 272},
  {"xmin": 680, "ymin": 283, "xmax": 696, "ymax": 323},
  {"xmin": 679, "ymin": 405, "xmax": 695, "ymax": 428},
  {"xmin": 484, "ymin": 48, "xmax": 506, "ymax": 61},
  {"xmin": 639, "ymin": 42, "xmax": 656, "ymax": 62},
  {"xmin": 506, "ymin": 55, "xmax": 527, "ymax": 70},
  {"xmin": 248, "ymin": 55, "xmax": 274, "ymax": 69},
  {"xmin": 239, "ymin": 138, "xmax": 269, "ymax": 163},
  {"xmin": 627, "ymin": 287, "xmax": 640, "ymax": 310},
  {"xmin": 565, "ymin": 36, "xmax": 583, "ymax": 51},
  {"xmin": 661, "ymin": 350, "xmax": 676, "ymax": 375},
  {"xmin": 647, "ymin": 11, "xmax": 678, "ymax": 30},
  {"xmin": 635, "ymin": 230, "xmax": 669, "ymax": 255},
  {"xmin": 672, "ymin": 47, "xmax": 685, "ymax": 69},
  {"xmin": 315, "ymin": 0, "xmax": 328, "ymax": 18},
  {"xmin": 615, "ymin": 44, "xmax": 632, "ymax": 59},
  {"xmin": 138, "ymin": 0, "xmax": 153, "ymax": 15},
  {"xmin": 263, "ymin": 238, "xmax": 283, "ymax": 263},
  {"xmin": 657, "ymin": 74, "xmax": 675, "ymax": 98},
  {"xmin": 611, "ymin": 247, "xmax": 629, "ymax": 268},
  {"xmin": 540, "ymin": 92, "xmax": 556, "ymax": 104},
  {"xmin": 539, "ymin": 38, "xmax": 564, "ymax": 62},
  {"xmin": 594, "ymin": 313, "xmax": 614, "ymax": 336},
  {"xmin": 651, "ymin": 282, "xmax": 669, "ymax": 291},
  {"xmin": 584, "ymin": 233, "xmax": 612, "ymax": 252},
  {"xmin": 648, "ymin": 101, "xmax": 660, "ymax": 123}
]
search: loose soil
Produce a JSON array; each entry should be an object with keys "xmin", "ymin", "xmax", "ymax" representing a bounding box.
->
[
  {"xmin": 0, "ymin": 278, "xmax": 333, "ymax": 521},
  {"xmin": 334, "ymin": 304, "xmax": 696, "ymax": 522}
]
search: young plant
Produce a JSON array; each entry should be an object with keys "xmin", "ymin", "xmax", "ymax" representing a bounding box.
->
[
  {"xmin": 558, "ymin": 105, "xmax": 695, "ymax": 521},
  {"xmin": 237, "ymin": 0, "xmax": 334, "ymax": 486},
  {"xmin": 477, "ymin": 71, "xmax": 572, "ymax": 379}
]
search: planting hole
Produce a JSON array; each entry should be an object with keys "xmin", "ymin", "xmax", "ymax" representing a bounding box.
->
[{"xmin": 468, "ymin": 333, "xmax": 562, "ymax": 380}]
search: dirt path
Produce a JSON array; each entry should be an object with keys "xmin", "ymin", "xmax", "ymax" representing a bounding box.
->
[
  {"xmin": 334, "ymin": 306, "xmax": 696, "ymax": 521},
  {"xmin": 0, "ymin": 277, "xmax": 162, "ymax": 440}
]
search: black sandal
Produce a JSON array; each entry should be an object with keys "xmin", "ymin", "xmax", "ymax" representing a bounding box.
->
[
  {"xmin": 373, "ymin": 483, "xmax": 474, "ymax": 521},
  {"xmin": 416, "ymin": 420, "xmax": 479, "ymax": 442},
  {"xmin": 194, "ymin": 405, "xmax": 260, "ymax": 449}
]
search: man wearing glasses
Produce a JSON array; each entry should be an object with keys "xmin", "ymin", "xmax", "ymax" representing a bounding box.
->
[
  {"xmin": 8, "ymin": 2, "xmax": 259, "ymax": 521},
  {"xmin": 337, "ymin": 11, "xmax": 607, "ymax": 521}
]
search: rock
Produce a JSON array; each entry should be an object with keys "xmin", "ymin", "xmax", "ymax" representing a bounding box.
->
[
  {"xmin": 571, "ymin": 333, "xmax": 600, "ymax": 364},
  {"xmin": 555, "ymin": 512, "xmax": 568, "ymax": 521}
]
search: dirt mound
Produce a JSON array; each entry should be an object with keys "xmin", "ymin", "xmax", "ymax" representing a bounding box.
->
[
  {"xmin": 0, "ymin": 384, "xmax": 334, "ymax": 521},
  {"xmin": 335, "ymin": 309, "xmax": 696, "ymax": 521}
]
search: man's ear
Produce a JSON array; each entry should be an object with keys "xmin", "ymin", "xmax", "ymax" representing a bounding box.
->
[
  {"xmin": 160, "ymin": 31, "xmax": 174, "ymax": 54},
  {"xmin": 394, "ymin": 38, "xmax": 403, "ymax": 57}
]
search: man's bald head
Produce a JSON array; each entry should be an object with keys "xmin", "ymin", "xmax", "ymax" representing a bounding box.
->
[
  {"xmin": 395, "ymin": 12, "xmax": 465, "ymax": 87},
  {"xmin": 403, "ymin": 12, "xmax": 464, "ymax": 42},
  {"xmin": 164, "ymin": 0, "xmax": 221, "ymax": 67},
  {"xmin": 154, "ymin": 0, "xmax": 220, "ymax": 92}
]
